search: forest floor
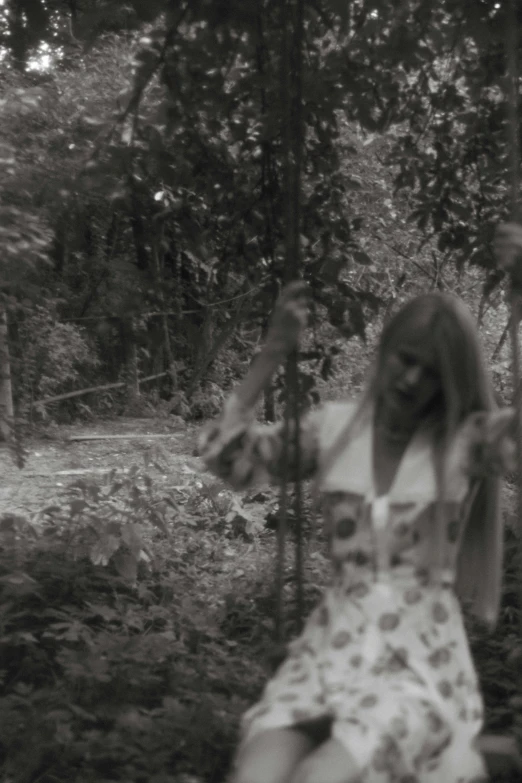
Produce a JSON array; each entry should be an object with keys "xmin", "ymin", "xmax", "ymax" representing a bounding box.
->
[
  {"xmin": 1, "ymin": 413, "xmax": 516, "ymax": 527},
  {"xmin": 0, "ymin": 415, "xmax": 281, "ymax": 783},
  {"xmin": 0, "ymin": 417, "xmax": 201, "ymax": 519},
  {"xmin": 0, "ymin": 416, "xmax": 520, "ymax": 782}
]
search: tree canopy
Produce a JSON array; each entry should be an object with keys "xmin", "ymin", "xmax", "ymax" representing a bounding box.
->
[
  {"xmin": 1, "ymin": 4, "xmax": 522, "ymax": 782},
  {"xmin": 0, "ymin": 0, "xmax": 520, "ymax": 411}
]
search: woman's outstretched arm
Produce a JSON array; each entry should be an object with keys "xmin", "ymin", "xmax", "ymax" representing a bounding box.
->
[
  {"xmin": 198, "ymin": 282, "xmax": 321, "ymax": 490},
  {"xmin": 198, "ymin": 394, "xmax": 324, "ymax": 490}
]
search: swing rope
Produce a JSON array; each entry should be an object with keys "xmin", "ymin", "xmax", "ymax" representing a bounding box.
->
[
  {"xmin": 478, "ymin": 5, "xmax": 522, "ymax": 773},
  {"xmin": 272, "ymin": 0, "xmax": 522, "ymax": 774},
  {"xmin": 275, "ymin": 0, "xmax": 306, "ymax": 646},
  {"xmin": 505, "ymin": 0, "xmax": 522, "ymax": 758},
  {"xmin": 506, "ymin": 0, "xmax": 522, "ymax": 581}
]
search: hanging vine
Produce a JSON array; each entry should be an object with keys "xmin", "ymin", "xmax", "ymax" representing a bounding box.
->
[{"xmin": 275, "ymin": 0, "xmax": 306, "ymax": 643}]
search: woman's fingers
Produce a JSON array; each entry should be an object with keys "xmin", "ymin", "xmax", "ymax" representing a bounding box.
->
[
  {"xmin": 494, "ymin": 223, "xmax": 522, "ymax": 270},
  {"xmin": 278, "ymin": 280, "xmax": 311, "ymax": 304},
  {"xmin": 265, "ymin": 281, "xmax": 311, "ymax": 352},
  {"xmin": 495, "ymin": 222, "xmax": 522, "ymax": 240}
]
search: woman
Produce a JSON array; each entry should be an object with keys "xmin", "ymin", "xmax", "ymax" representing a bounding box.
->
[{"xmin": 198, "ymin": 227, "xmax": 519, "ymax": 783}]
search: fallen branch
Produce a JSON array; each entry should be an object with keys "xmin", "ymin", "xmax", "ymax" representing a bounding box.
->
[
  {"xmin": 64, "ymin": 433, "xmax": 179, "ymax": 442},
  {"xmin": 30, "ymin": 373, "xmax": 168, "ymax": 407},
  {"xmin": 491, "ymin": 318, "xmax": 511, "ymax": 362}
]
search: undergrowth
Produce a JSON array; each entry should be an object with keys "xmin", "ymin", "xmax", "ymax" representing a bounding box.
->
[
  {"xmin": 0, "ymin": 463, "xmax": 520, "ymax": 782},
  {"xmin": 0, "ymin": 464, "xmax": 327, "ymax": 783}
]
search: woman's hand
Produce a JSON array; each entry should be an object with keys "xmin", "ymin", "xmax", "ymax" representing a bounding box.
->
[
  {"xmin": 265, "ymin": 281, "xmax": 310, "ymax": 355},
  {"xmin": 467, "ymin": 408, "xmax": 517, "ymax": 477},
  {"xmin": 232, "ymin": 281, "xmax": 310, "ymax": 411},
  {"xmin": 493, "ymin": 222, "xmax": 522, "ymax": 272}
]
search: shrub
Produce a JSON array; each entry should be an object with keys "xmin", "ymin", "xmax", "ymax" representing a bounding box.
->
[
  {"xmin": 1, "ymin": 462, "xmax": 521, "ymax": 782},
  {"xmin": 0, "ymin": 467, "xmax": 269, "ymax": 782},
  {"xmin": 14, "ymin": 306, "xmax": 100, "ymax": 417}
]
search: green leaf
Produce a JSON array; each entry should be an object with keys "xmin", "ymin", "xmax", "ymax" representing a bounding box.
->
[
  {"xmin": 320, "ymin": 256, "xmax": 348, "ymax": 283},
  {"xmin": 345, "ymin": 177, "xmax": 363, "ymax": 191},
  {"xmin": 449, "ymin": 201, "xmax": 470, "ymax": 220},
  {"xmin": 352, "ymin": 250, "xmax": 373, "ymax": 266},
  {"xmin": 113, "ymin": 550, "xmax": 138, "ymax": 581},
  {"xmin": 107, "ymin": 482, "xmax": 124, "ymax": 497},
  {"xmin": 70, "ymin": 499, "xmax": 87, "ymax": 517},
  {"xmin": 90, "ymin": 534, "xmax": 120, "ymax": 566},
  {"xmin": 85, "ymin": 603, "xmax": 118, "ymax": 622},
  {"xmin": 68, "ymin": 704, "xmax": 97, "ymax": 722},
  {"xmin": 121, "ymin": 523, "xmax": 143, "ymax": 556},
  {"xmin": 346, "ymin": 301, "xmax": 366, "ymax": 342},
  {"xmin": 149, "ymin": 509, "xmax": 170, "ymax": 536}
]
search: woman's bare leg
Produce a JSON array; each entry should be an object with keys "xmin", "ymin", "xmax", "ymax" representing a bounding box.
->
[
  {"xmin": 289, "ymin": 737, "xmax": 362, "ymax": 783},
  {"xmin": 230, "ymin": 727, "xmax": 317, "ymax": 783}
]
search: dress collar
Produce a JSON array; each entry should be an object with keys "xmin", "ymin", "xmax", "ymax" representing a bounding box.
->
[{"xmin": 320, "ymin": 405, "xmax": 438, "ymax": 501}]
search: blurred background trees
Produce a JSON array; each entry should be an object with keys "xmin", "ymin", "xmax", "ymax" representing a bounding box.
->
[
  {"xmin": 2, "ymin": 4, "xmax": 522, "ymax": 782},
  {"xmin": 0, "ymin": 0, "xmax": 519, "ymax": 426}
]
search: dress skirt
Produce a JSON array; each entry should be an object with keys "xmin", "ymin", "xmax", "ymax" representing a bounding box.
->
[{"xmin": 240, "ymin": 567, "xmax": 486, "ymax": 783}]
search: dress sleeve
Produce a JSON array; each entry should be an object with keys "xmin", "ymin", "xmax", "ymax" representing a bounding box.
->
[
  {"xmin": 464, "ymin": 407, "xmax": 517, "ymax": 476},
  {"xmin": 198, "ymin": 393, "xmax": 324, "ymax": 491}
]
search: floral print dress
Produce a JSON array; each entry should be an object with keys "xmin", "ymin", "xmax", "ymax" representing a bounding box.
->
[{"xmin": 199, "ymin": 396, "xmax": 515, "ymax": 783}]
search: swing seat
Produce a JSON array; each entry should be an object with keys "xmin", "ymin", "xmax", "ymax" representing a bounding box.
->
[{"xmin": 479, "ymin": 734, "xmax": 522, "ymax": 778}]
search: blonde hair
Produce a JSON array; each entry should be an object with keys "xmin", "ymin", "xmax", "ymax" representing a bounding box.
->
[{"xmin": 357, "ymin": 293, "xmax": 502, "ymax": 628}]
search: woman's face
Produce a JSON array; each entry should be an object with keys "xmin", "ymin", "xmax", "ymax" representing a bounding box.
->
[{"xmin": 379, "ymin": 332, "xmax": 442, "ymax": 426}]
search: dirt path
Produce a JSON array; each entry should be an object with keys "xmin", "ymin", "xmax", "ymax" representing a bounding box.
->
[
  {"xmin": 1, "ymin": 415, "xmax": 517, "ymax": 531},
  {"xmin": 0, "ymin": 417, "xmax": 201, "ymax": 518}
]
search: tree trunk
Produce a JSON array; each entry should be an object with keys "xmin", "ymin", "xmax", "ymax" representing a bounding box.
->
[
  {"xmin": 130, "ymin": 192, "xmax": 149, "ymax": 271},
  {"xmin": 0, "ymin": 302, "xmax": 15, "ymax": 442},
  {"xmin": 123, "ymin": 318, "xmax": 140, "ymax": 408},
  {"xmin": 187, "ymin": 290, "xmax": 257, "ymax": 400},
  {"xmin": 186, "ymin": 306, "xmax": 214, "ymax": 399},
  {"xmin": 163, "ymin": 314, "xmax": 177, "ymax": 391},
  {"xmin": 264, "ymin": 383, "xmax": 275, "ymax": 422},
  {"xmin": 151, "ymin": 234, "xmax": 177, "ymax": 392},
  {"xmin": 9, "ymin": 3, "xmax": 28, "ymax": 72}
]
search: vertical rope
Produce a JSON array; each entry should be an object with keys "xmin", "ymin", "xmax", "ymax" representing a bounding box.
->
[
  {"xmin": 507, "ymin": 1, "xmax": 520, "ymax": 224},
  {"xmin": 291, "ymin": 0, "xmax": 305, "ymax": 633},
  {"xmin": 275, "ymin": 0, "xmax": 306, "ymax": 644},
  {"xmin": 275, "ymin": 0, "xmax": 291, "ymax": 648},
  {"xmin": 506, "ymin": 0, "xmax": 522, "ymax": 654}
]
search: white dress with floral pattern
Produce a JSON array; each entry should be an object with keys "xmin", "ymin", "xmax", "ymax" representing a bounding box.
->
[{"xmin": 199, "ymin": 397, "xmax": 514, "ymax": 783}]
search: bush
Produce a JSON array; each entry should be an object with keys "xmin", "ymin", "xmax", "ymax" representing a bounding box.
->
[
  {"xmin": 1, "ymin": 462, "xmax": 521, "ymax": 782},
  {"xmin": 0, "ymin": 467, "xmax": 271, "ymax": 783},
  {"xmin": 467, "ymin": 521, "xmax": 522, "ymax": 738},
  {"xmin": 14, "ymin": 306, "xmax": 100, "ymax": 418}
]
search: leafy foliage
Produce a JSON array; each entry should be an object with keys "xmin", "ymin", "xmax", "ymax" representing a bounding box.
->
[
  {"xmin": 2, "ymin": 0, "xmax": 520, "ymax": 417},
  {"xmin": 1, "ymin": 5, "xmax": 522, "ymax": 778},
  {"xmin": 0, "ymin": 467, "xmax": 272, "ymax": 782},
  {"xmin": 0, "ymin": 457, "xmax": 521, "ymax": 781},
  {"xmin": 468, "ymin": 521, "xmax": 522, "ymax": 729},
  {"xmin": 15, "ymin": 306, "xmax": 100, "ymax": 410}
]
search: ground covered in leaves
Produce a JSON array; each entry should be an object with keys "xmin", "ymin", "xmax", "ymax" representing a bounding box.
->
[
  {"xmin": 0, "ymin": 416, "xmax": 521, "ymax": 782},
  {"xmin": 0, "ymin": 417, "xmax": 197, "ymax": 519},
  {"xmin": 0, "ymin": 416, "xmax": 328, "ymax": 783}
]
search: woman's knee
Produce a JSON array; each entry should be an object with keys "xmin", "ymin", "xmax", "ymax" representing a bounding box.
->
[
  {"xmin": 288, "ymin": 739, "xmax": 362, "ymax": 783},
  {"xmin": 231, "ymin": 728, "xmax": 315, "ymax": 783}
]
